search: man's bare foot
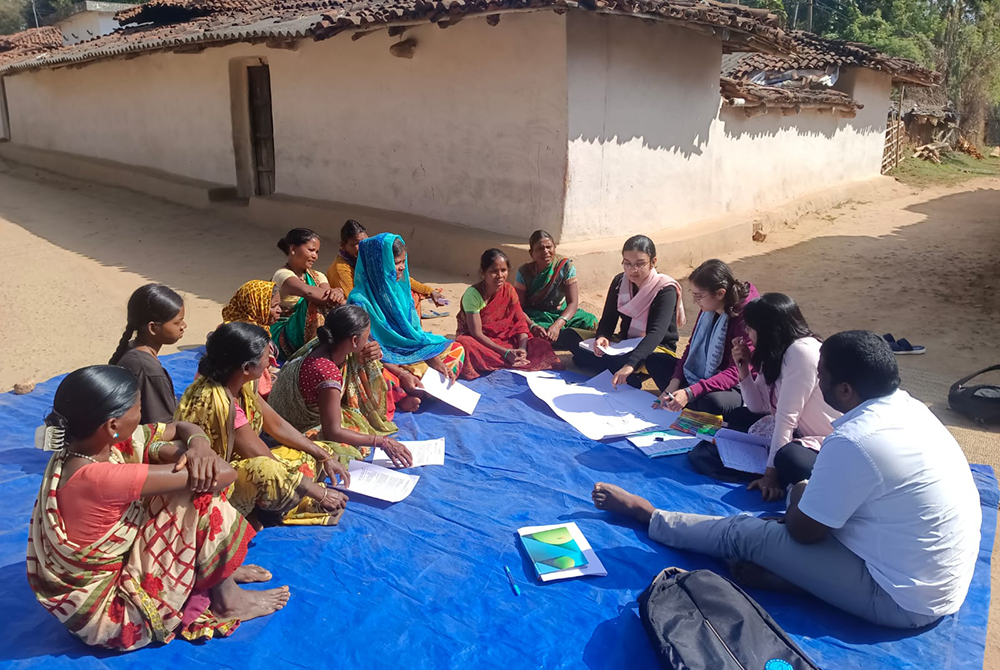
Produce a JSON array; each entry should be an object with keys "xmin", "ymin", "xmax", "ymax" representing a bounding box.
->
[
  {"xmin": 398, "ymin": 395, "xmax": 422, "ymax": 413},
  {"xmin": 233, "ymin": 564, "xmax": 272, "ymax": 584},
  {"xmin": 728, "ymin": 560, "xmax": 804, "ymax": 594},
  {"xmin": 592, "ymin": 482, "xmax": 655, "ymax": 526},
  {"xmin": 211, "ymin": 577, "xmax": 290, "ymax": 622}
]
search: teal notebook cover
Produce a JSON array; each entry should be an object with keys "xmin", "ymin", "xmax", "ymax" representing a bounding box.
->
[{"xmin": 520, "ymin": 526, "xmax": 589, "ymax": 576}]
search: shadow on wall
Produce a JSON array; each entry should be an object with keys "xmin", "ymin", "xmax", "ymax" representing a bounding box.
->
[
  {"xmin": 718, "ymin": 106, "xmax": 879, "ymax": 142},
  {"xmin": 566, "ymin": 13, "xmax": 719, "ymax": 159}
]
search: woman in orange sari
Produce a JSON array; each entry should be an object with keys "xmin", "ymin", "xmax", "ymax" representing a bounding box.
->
[
  {"xmin": 27, "ymin": 365, "xmax": 287, "ymax": 652},
  {"xmin": 456, "ymin": 249, "xmax": 562, "ymax": 380}
]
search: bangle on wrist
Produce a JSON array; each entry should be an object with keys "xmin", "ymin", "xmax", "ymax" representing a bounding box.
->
[{"xmin": 186, "ymin": 433, "xmax": 209, "ymax": 447}]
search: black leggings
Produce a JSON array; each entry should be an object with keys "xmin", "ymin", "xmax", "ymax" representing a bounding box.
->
[
  {"xmin": 773, "ymin": 441, "xmax": 818, "ymax": 487},
  {"xmin": 572, "ymin": 349, "xmax": 678, "ymax": 389}
]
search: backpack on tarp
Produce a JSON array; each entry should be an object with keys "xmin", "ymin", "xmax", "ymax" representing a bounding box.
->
[
  {"xmin": 638, "ymin": 567, "xmax": 820, "ymax": 670},
  {"xmin": 949, "ymin": 364, "xmax": 1000, "ymax": 426}
]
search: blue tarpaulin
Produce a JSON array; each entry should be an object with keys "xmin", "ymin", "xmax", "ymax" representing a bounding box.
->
[{"xmin": 0, "ymin": 349, "xmax": 994, "ymax": 669}]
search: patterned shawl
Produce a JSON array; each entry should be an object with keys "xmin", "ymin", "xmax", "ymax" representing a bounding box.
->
[
  {"xmin": 222, "ymin": 280, "xmax": 276, "ymax": 336},
  {"xmin": 174, "ymin": 376, "xmax": 262, "ymax": 462},
  {"xmin": 348, "ymin": 233, "xmax": 450, "ymax": 365}
]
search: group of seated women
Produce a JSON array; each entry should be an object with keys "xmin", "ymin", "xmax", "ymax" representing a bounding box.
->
[{"xmin": 30, "ymin": 219, "xmax": 847, "ymax": 652}]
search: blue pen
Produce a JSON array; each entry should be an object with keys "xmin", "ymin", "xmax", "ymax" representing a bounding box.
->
[{"xmin": 503, "ymin": 565, "xmax": 521, "ymax": 596}]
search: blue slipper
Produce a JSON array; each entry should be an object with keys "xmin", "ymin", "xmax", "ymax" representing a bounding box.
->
[
  {"xmin": 421, "ymin": 310, "xmax": 450, "ymax": 319},
  {"xmin": 889, "ymin": 337, "xmax": 926, "ymax": 355}
]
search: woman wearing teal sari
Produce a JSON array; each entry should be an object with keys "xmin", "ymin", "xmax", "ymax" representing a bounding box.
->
[
  {"xmin": 271, "ymin": 228, "xmax": 345, "ymax": 362},
  {"xmin": 514, "ymin": 230, "xmax": 598, "ymax": 349},
  {"xmin": 348, "ymin": 233, "xmax": 465, "ymax": 382}
]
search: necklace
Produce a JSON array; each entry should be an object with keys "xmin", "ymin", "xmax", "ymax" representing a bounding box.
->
[{"xmin": 66, "ymin": 451, "xmax": 101, "ymax": 464}]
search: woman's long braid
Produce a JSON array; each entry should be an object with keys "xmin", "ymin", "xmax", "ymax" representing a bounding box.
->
[{"xmin": 109, "ymin": 324, "xmax": 136, "ymax": 365}]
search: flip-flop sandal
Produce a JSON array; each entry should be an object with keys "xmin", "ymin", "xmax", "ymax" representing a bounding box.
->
[
  {"xmin": 882, "ymin": 333, "xmax": 896, "ymax": 344},
  {"xmin": 421, "ymin": 310, "xmax": 450, "ymax": 319},
  {"xmin": 888, "ymin": 337, "xmax": 926, "ymax": 355}
]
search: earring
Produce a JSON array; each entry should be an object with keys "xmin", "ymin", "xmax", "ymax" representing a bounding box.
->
[{"xmin": 113, "ymin": 432, "xmax": 119, "ymax": 439}]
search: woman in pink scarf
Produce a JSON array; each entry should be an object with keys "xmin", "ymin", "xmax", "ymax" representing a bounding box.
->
[{"xmin": 573, "ymin": 235, "xmax": 685, "ymax": 388}]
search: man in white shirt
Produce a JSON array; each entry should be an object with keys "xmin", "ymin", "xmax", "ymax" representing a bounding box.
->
[{"xmin": 592, "ymin": 330, "xmax": 982, "ymax": 628}]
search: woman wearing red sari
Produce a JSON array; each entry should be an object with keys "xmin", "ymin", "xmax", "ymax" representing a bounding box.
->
[{"xmin": 456, "ymin": 249, "xmax": 562, "ymax": 380}]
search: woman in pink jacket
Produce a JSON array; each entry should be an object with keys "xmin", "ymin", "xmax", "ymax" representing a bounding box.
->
[{"xmin": 732, "ymin": 293, "xmax": 841, "ymax": 501}]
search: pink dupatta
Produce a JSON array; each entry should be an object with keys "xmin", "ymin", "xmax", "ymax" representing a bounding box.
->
[{"xmin": 618, "ymin": 271, "xmax": 686, "ymax": 338}]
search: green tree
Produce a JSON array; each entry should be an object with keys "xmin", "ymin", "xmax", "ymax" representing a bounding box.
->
[{"xmin": 0, "ymin": 0, "xmax": 26, "ymax": 35}]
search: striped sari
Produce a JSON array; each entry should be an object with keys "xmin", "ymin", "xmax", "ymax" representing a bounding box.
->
[{"xmin": 27, "ymin": 423, "xmax": 254, "ymax": 651}]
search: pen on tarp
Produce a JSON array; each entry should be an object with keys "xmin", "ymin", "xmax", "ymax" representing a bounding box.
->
[{"xmin": 503, "ymin": 565, "xmax": 521, "ymax": 596}]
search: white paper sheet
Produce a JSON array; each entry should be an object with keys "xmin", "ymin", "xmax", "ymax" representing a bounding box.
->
[
  {"xmin": 578, "ymin": 337, "xmax": 643, "ymax": 356},
  {"xmin": 517, "ymin": 522, "xmax": 607, "ymax": 582},
  {"xmin": 420, "ymin": 368, "xmax": 481, "ymax": 415},
  {"xmin": 523, "ymin": 370, "xmax": 676, "ymax": 441},
  {"xmin": 336, "ymin": 460, "xmax": 419, "ymax": 502},
  {"xmin": 626, "ymin": 430, "xmax": 704, "ymax": 457},
  {"xmin": 373, "ymin": 438, "xmax": 445, "ymax": 469},
  {"xmin": 715, "ymin": 429, "xmax": 770, "ymax": 475}
]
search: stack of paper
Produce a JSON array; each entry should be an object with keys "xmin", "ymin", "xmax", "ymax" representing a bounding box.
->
[
  {"xmin": 373, "ymin": 438, "xmax": 446, "ymax": 469},
  {"xmin": 715, "ymin": 428, "xmax": 770, "ymax": 474},
  {"xmin": 522, "ymin": 370, "xmax": 676, "ymax": 441},
  {"xmin": 336, "ymin": 460, "xmax": 420, "ymax": 502},
  {"xmin": 517, "ymin": 522, "xmax": 607, "ymax": 582},
  {"xmin": 626, "ymin": 430, "xmax": 705, "ymax": 458},
  {"xmin": 420, "ymin": 368, "xmax": 481, "ymax": 415},
  {"xmin": 578, "ymin": 337, "xmax": 643, "ymax": 356}
]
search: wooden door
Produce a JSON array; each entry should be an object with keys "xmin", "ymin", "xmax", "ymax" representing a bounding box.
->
[{"xmin": 247, "ymin": 65, "xmax": 275, "ymax": 196}]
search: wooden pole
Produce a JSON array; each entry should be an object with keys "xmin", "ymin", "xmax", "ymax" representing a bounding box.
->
[
  {"xmin": 807, "ymin": 0, "xmax": 813, "ymax": 31},
  {"xmin": 897, "ymin": 85, "xmax": 905, "ymax": 169}
]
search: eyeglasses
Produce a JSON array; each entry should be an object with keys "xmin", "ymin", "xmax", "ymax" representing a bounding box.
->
[
  {"xmin": 621, "ymin": 260, "xmax": 649, "ymax": 271},
  {"xmin": 691, "ymin": 291, "xmax": 709, "ymax": 301}
]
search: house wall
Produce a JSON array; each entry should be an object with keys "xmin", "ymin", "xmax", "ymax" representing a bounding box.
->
[
  {"xmin": 268, "ymin": 15, "xmax": 568, "ymax": 238},
  {"xmin": 563, "ymin": 14, "xmax": 724, "ymax": 240},
  {"xmin": 5, "ymin": 13, "xmax": 568, "ymax": 238},
  {"xmin": 562, "ymin": 11, "xmax": 893, "ymax": 241},
  {"xmin": 54, "ymin": 11, "xmax": 120, "ymax": 45}
]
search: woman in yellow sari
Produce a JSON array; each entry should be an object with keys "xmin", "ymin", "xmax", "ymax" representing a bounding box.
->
[
  {"xmin": 28, "ymin": 365, "xmax": 288, "ymax": 652},
  {"xmin": 220, "ymin": 279, "xmax": 282, "ymax": 398},
  {"xmin": 175, "ymin": 322, "xmax": 356, "ymax": 527},
  {"xmin": 270, "ymin": 306, "xmax": 413, "ymax": 467}
]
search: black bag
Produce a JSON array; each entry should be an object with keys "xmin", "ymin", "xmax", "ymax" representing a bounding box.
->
[
  {"xmin": 949, "ymin": 365, "xmax": 1000, "ymax": 426},
  {"xmin": 639, "ymin": 567, "xmax": 820, "ymax": 670}
]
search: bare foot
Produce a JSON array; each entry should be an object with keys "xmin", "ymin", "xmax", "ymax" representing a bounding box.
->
[
  {"xmin": 591, "ymin": 482, "xmax": 655, "ymax": 525},
  {"xmin": 398, "ymin": 395, "xmax": 422, "ymax": 413},
  {"xmin": 728, "ymin": 560, "xmax": 804, "ymax": 594},
  {"xmin": 212, "ymin": 578, "xmax": 290, "ymax": 622},
  {"xmin": 233, "ymin": 564, "xmax": 272, "ymax": 584}
]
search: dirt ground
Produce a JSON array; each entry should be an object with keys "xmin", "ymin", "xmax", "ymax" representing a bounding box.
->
[{"xmin": 1, "ymin": 160, "xmax": 998, "ymax": 665}]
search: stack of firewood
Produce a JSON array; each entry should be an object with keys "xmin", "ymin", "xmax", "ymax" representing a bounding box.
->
[
  {"xmin": 913, "ymin": 141, "xmax": 948, "ymax": 163},
  {"xmin": 956, "ymin": 135, "xmax": 985, "ymax": 160}
]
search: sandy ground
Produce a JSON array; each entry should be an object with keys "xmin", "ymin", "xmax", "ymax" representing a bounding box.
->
[{"xmin": 1, "ymin": 160, "xmax": 998, "ymax": 664}]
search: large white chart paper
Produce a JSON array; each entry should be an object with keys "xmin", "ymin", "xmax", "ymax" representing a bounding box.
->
[
  {"xmin": 523, "ymin": 370, "xmax": 679, "ymax": 441},
  {"xmin": 715, "ymin": 428, "xmax": 770, "ymax": 475},
  {"xmin": 373, "ymin": 439, "xmax": 446, "ymax": 469},
  {"xmin": 420, "ymin": 368, "xmax": 480, "ymax": 415},
  {"xmin": 578, "ymin": 337, "xmax": 643, "ymax": 356},
  {"xmin": 336, "ymin": 460, "xmax": 419, "ymax": 502}
]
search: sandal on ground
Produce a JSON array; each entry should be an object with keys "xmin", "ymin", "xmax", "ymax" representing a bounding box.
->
[
  {"xmin": 421, "ymin": 310, "xmax": 450, "ymax": 319},
  {"xmin": 883, "ymin": 334, "xmax": 926, "ymax": 355}
]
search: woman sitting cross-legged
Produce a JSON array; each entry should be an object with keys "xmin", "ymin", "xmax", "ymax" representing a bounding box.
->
[
  {"xmin": 513, "ymin": 229, "xmax": 598, "ymax": 350},
  {"xmin": 655, "ymin": 259, "xmax": 759, "ymax": 419},
  {"xmin": 28, "ymin": 365, "xmax": 288, "ymax": 652},
  {"xmin": 269, "ymin": 305, "xmax": 413, "ymax": 468},
  {"xmin": 725, "ymin": 293, "xmax": 841, "ymax": 500},
  {"xmin": 175, "ymin": 322, "xmax": 356, "ymax": 527},
  {"xmin": 456, "ymin": 248, "xmax": 562, "ymax": 380},
  {"xmin": 349, "ymin": 232, "xmax": 466, "ymax": 385},
  {"xmin": 573, "ymin": 235, "xmax": 685, "ymax": 388},
  {"xmin": 271, "ymin": 228, "xmax": 346, "ymax": 363}
]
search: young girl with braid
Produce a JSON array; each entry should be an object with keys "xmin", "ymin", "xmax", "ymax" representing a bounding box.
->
[{"xmin": 109, "ymin": 284, "xmax": 187, "ymax": 423}]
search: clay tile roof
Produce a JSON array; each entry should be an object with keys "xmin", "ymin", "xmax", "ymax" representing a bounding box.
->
[
  {"xmin": 0, "ymin": 26, "xmax": 64, "ymax": 66},
  {"xmin": 725, "ymin": 30, "xmax": 940, "ymax": 87},
  {"xmin": 2, "ymin": 0, "xmax": 794, "ymax": 73},
  {"xmin": 719, "ymin": 75, "xmax": 862, "ymax": 114}
]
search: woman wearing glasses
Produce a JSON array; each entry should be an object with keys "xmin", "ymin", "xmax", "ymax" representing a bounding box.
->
[{"xmin": 573, "ymin": 235, "xmax": 685, "ymax": 388}]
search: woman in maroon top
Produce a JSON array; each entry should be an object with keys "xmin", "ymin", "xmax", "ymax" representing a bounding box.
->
[{"xmin": 652, "ymin": 259, "xmax": 759, "ymax": 419}]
